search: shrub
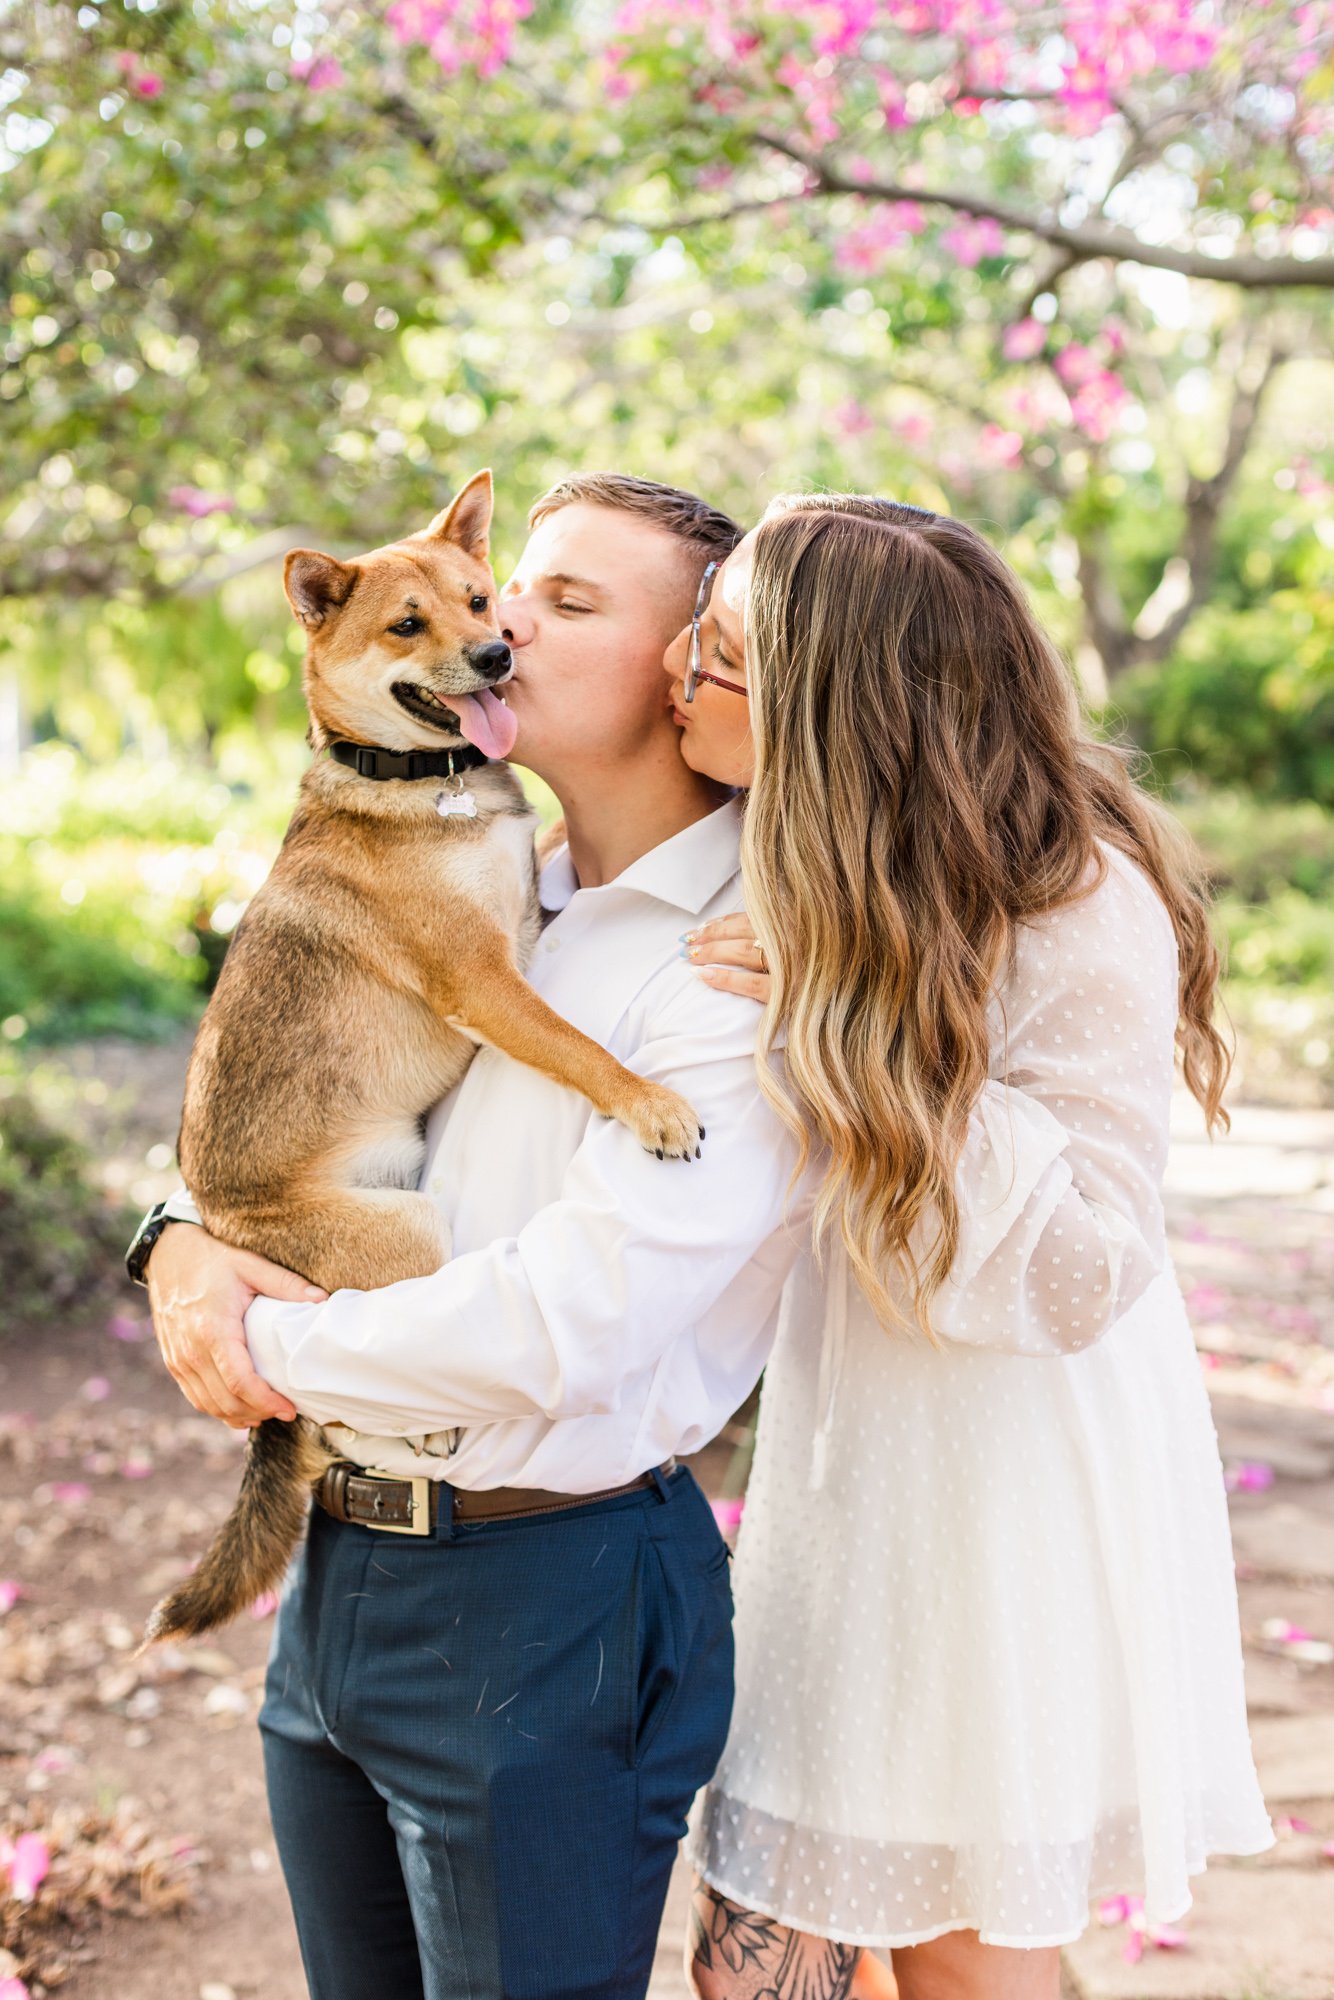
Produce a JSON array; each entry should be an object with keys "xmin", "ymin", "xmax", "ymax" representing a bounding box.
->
[
  {"xmin": 1107, "ymin": 605, "xmax": 1334, "ymax": 809},
  {"xmin": 0, "ymin": 1075, "xmax": 136, "ymax": 1326},
  {"xmin": 1172, "ymin": 790, "xmax": 1334, "ymax": 905}
]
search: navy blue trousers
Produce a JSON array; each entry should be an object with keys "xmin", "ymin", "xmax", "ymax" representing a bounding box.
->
[{"xmin": 259, "ymin": 1465, "xmax": 734, "ymax": 2000}]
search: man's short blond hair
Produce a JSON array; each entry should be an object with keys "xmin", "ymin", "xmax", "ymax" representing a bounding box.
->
[{"xmin": 528, "ymin": 472, "xmax": 743, "ymax": 572}]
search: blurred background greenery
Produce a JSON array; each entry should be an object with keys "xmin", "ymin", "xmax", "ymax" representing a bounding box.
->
[{"xmin": 2, "ymin": 0, "xmax": 1331, "ymax": 1315}]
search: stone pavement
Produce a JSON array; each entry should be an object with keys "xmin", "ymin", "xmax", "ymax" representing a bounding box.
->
[{"xmin": 652, "ymin": 1099, "xmax": 1334, "ymax": 2000}]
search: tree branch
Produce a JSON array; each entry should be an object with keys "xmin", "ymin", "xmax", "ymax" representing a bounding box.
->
[
  {"xmin": 745, "ymin": 134, "xmax": 1334, "ymax": 290},
  {"xmin": 1130, "ymin": 344, "xmax": 1289, "ymax": 664}
]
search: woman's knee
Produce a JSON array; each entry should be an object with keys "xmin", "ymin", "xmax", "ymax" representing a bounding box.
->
[{"xmin": 892, "ymin": 1929, "xmax": 1060, "ymax": 2000}]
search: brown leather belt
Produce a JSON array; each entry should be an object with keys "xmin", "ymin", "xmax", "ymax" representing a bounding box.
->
[{"xmin": 314, "ymin": 1458, "xmax": 678, "ymax": 1537}]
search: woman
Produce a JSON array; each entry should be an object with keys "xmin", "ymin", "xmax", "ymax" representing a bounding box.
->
[{"xmin": 660, "ymin": 495, "xmax": 1272, "ymax": 2000}]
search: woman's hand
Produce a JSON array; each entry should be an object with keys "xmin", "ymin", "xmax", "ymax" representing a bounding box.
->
[
  {"xmin": 682, "ymin": 912, "xmax": 772, "ymax": 1004},
  {"xmin": 146, "ymin": 1223, "xmax": 324, "ymax": 1429}
]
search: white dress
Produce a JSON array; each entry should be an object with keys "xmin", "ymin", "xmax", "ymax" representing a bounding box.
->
[{"xmin": 691, "ymin": 843, "xmax": 1273, "ymax": 1949}]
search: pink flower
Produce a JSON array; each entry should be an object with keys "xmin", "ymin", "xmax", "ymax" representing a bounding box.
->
[
  {"xmin": 165, "ymin": 487, "xmax": 234, "ymax": 520},
  {"xmin": 835, "ymin": 202, "xmax": 927, "ymax": 274},
  {"xmin": 893, "ymin": 410, "xmax": 933, "ymax": 447},
  {"xmin": 133, "ymin": 72, "xmax": 164, "ymax": 98},
  {"xmin": 292, "ymin": 55, "xmax": 344, "ymax": 91},
  {"xmin": 834, "ymin": 399, "xmax": 875, "ymax": 437},
  {"xmin": 1185, "ymin": 1282, "xmax": 1229, "ymax": 1319},
  {"xmin": 1053, "ymin": 342, "xmax": 1099, "ymax": 388},
  {"xmin": 81, "ymin": 1376, "xmax": 112, "ymax": 1402},
  {"xmin": 0, "ymin": 1579, "xmax": 22, "ymax": 1612},
  {"xmin": 978, "ymin": 424, "xmax": 1024, "ymax": 468},
  {"xmin": 7, "ymin": 1831, "xmax": 50, "ymax": 1901},
  {"xmin": 119, "ymin": 1452, "xmax": 154, "ymax": 1480},
  {"xmin": 1002, "ymin": 318, "xmax": 1046, "ymax": 362},
  {"xmin": 710, "ymin": 1498, "xmax": 744, "ymax": 1533},
  {"xmin": 386, "ymin": 0, "xmax": 532, "ymax": 77},
  {"xmin": 49, "ymin": 1482, "xmax": 91, "ymax": 1506},
  {"xmin": 115, "ymin": 50, "xmax": 139, "ymax": 74},
  {"xmin": 940, "ymin": 215, "xmax": 1004, "ymax": 267}
]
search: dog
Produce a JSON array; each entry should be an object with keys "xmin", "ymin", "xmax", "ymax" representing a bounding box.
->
[{"xmin": 144, "ymin": 470, "xmax": 702, "ymax": 1645}]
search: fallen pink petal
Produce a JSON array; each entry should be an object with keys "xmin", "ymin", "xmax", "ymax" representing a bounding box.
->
[
  {"xmin": 9, "ymin": 1831, "xmax": 51, "ymax": 1901},
  {"xmin": 1225, "ymin": 1459, "xmax": 1274, "ymax": 1493},
  {"xmin": 0, "ymin": 1579, "xmax": 22, "ymax": 1612},
  {"xmin": 107, "ymin": 1314, "xmax": 147, "ymax": 1342},
  {"xmin": 49, "ymin": 1482, "xmax": 91, "ymax": 1505},
  {"xmin": 81, "ymin": 1375, "xmax": 113, "ymax": 1401}
]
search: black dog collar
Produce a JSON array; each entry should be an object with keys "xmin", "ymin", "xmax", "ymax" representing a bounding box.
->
[{"xmin": 328, "ymin": 740, "xmax": 491, "ymax": 782}]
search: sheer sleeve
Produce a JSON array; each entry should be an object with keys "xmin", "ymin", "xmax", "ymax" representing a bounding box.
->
[{"xmin": 923, "ymin": 850, "xmax": 1180, "ymax": 1357}]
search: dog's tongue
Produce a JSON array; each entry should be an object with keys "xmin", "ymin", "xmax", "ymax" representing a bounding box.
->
[{"xmin": 451, "ymin": 688, "xmax": 518, "ymax": 761}]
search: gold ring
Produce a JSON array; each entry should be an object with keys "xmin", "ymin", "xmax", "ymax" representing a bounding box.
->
[{"xmin": 755, "ymin": 942, "xmax": 768, "ymax": 973}]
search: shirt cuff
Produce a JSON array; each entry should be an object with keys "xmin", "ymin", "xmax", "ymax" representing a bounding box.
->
[{"xmin": 161, "ymin": 1186, "xmax": 205, "ymax": 1227}]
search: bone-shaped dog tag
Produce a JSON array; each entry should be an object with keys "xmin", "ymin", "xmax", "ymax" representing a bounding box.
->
[{"xmin": 436, "ymin": 787, "xmax": 478, "ymax": 819}]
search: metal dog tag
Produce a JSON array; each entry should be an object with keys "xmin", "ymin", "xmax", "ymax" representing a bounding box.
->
[{"xmin": 436, "ymin": 786, "xmax": 478, "ymax": 819}]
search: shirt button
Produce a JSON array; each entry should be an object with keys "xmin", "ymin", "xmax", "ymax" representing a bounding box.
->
[
  {"xmin": 430, "ymin": 1174, "xmax": 445, "ymax": 1193},
  {"xmin": 545, "ymin": 934, "xmax": 561, "ymax": 952}
]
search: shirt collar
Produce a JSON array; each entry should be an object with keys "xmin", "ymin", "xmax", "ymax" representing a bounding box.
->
[{"xmin": 539, "ymin": 797, "xmax": 742, "ymax": 919}]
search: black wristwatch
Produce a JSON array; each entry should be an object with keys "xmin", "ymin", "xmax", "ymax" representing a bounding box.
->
[{"xmin": 125, "ymin": 1200, "xmax": 178, "ymax": 1287}]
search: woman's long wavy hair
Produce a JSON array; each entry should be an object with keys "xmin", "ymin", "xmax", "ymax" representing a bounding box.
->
[{"xmin": 742, "ymin": 494, "xmax": 1230, "ymax": 1333}]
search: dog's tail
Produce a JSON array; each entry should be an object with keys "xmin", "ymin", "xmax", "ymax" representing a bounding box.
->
[{"xmin": 141, "ymin": 1417, "xmax": 332, "ymax": 1648}]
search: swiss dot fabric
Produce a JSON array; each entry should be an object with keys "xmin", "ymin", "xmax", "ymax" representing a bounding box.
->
[{"xmin": 690, "ymin": 844, "xmax": 1273, "ymax": 1949}]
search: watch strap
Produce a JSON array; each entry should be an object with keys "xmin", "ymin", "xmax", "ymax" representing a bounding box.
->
[{"xmin": 124, "ymin": 1200, "xmax": 178, "ymax": 1287}]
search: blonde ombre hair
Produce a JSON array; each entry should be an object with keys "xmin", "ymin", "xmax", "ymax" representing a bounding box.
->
[{"xmin": 741, "ymin": 493, "xmax": 1229, "ymax": 1333}]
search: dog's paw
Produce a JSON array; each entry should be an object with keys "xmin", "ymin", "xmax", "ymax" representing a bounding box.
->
[{"xmin": 621, "ymin": 1082, "xmax": 704, "ymax": 1161}]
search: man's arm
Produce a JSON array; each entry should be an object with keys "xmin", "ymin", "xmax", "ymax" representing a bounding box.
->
[{"xmin": 239, "ymin": 977, "xmax": 799, "ymax": 1437}]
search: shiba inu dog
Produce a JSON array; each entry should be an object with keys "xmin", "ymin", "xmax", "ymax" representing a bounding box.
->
[{"xmin": 145, "ymin": 470, "xmax": 702, "ymax": 1644}]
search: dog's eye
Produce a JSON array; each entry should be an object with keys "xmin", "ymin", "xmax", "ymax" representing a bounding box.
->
[
  {"xmin": 389, "ymin": 617, "xmax": 424, "ymax": 637},
  {"xmin": 469, "ymin": 594, "xmax": 489, "ymax": 614}
]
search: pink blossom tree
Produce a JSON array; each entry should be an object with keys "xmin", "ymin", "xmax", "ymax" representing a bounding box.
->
[{"xmin": 381, "ymin": 0, "xmax": 1333, "ymax": 681}]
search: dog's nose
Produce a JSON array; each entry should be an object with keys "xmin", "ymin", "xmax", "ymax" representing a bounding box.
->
[{"xmin": 469, "ymin": 640, "xmax": 513, "ymax": 681}]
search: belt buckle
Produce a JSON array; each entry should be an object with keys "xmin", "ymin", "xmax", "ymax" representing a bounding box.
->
[{"xmin": 358, "ymin": 1468, "xmax": 432, "ymax": 1536}]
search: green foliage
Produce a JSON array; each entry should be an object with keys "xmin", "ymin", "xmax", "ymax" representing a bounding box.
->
[
  {"xmin": 0, "ymin": 745, "xmax": 288, "ymax": 1042},
  {"xmin": 0, "ymin": 1068, "xmax": 136, "ymax": 1325},
  {"xmin": 1216, "ymin": 890, "xmax": 1334, "ymax": 988},
  {"xmin": 1105, "ymin": 495, "xmax": 1334, "ymax": 807},
  {"xmin": 1174, "ymin": 790, "xmax": 1334, "ymax": 904}
]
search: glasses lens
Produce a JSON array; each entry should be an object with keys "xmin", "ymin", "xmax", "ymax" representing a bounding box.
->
[{"xmin": 685, "ymin": 561, "xmax": 717, "ymax": 706}]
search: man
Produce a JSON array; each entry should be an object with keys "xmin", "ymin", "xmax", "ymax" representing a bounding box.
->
[{"xmin": 135, "ymin": 474, "xmax": 801, "ymax": 2000}]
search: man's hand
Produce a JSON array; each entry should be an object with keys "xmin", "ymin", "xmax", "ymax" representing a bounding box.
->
[{"xmin": 147, "ymin": 1223, "xmax": 326, "ymax": 1429}]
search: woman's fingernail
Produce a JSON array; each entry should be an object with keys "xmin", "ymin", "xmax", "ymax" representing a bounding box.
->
[{"xmin": 680, "ymin": 930, "xmax": 698, "ymax": 944}]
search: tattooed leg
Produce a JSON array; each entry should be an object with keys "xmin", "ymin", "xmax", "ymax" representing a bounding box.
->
[{"xmin": 687, "ymin": 1880, "xmax": 870, "ymax": 2000}]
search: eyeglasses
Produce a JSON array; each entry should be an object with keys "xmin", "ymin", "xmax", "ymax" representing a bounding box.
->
[{"xmin": 684, "ymin": 560, "xmax": 748, "ymax": 703}]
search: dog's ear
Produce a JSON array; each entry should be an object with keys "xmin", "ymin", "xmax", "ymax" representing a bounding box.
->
[
  {"xmin": 284, "ymin": 550, "xmax": 359, "ymax": 629},
  {"xmin": 422, "ymin": 469, "xmax": 493, "ymax": 562}
]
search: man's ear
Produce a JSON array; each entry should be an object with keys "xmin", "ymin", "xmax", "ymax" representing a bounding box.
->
[
  {"xmin": 422, "ymin": 469, "xmax": 493, "ymax": 562},
  {"xmin": 284, "ymin": 550, "xmax": 359, "ymax": 628}
]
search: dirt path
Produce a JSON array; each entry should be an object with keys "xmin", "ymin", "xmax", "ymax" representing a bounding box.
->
[{"xmin": 2, "ymin": 1064, "xmax": 1332, "ymax": 2000}]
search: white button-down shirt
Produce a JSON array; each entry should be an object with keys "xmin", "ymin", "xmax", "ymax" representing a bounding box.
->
[{"xmin": 235, "ymin": 800, "xmax": 806, "ymax": 1491}]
